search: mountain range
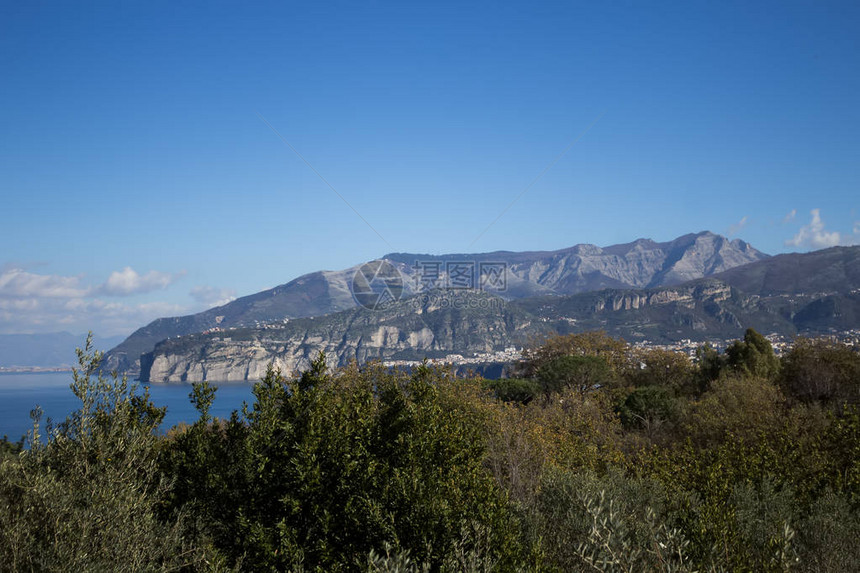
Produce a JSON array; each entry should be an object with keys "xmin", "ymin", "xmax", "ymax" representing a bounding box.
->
[
  {"xmin": 102, "ymin": 231, "xmax": 766, "ymax": 376},
  {"xmin": 137, "ymin": 245, "xmax": 860, "ymax": 382},
  {"xmin": 95, "ymin": 232, "xmax": 860, "ymax": 382}
]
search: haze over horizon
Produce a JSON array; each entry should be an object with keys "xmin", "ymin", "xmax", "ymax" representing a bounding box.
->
[{"xmin": 2, "ymin": 1, "xmax": 859, "ymax": 336}]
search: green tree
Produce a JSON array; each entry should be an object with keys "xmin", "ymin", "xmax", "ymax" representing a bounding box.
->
[
  {"xmin": 695, "ymin": 343, "xmax": 726, "ymax": 388},
  {"xmin": 537, "ymin": 354, "xmax": 615, "ymax": 396},
  {"xmin": 682, "ymin": 375, "xmax": 787, "ymax": 447},
  {"xmin": 628, "ymin": 348, "xmax": 695, "ymax": 393},
  {"xmin": 779, "ymin": 337, "xmax": 860, "ymax": 405},
  {"xmin": 485, "ymin": 377, "xmax": 540, "ymax": 404},
  {"xmin": 725, "ymin": 328, "xmax": 780, "ymax": 380},
  {"xmin": 618, "ymin": 385, "xmax": 680, "ymax": 436},
  {"xmin": 516, "ymin": 331, "xmax": 631, "ymax": 379},
  {"xmin": 158, "ymin": 381, "xmax": 249, "ymax": 564},
  {"xmin": 200, "ymin": 357, "xmax": 524, "ymax": 571},
  {"xmin": 0, "ymin": 334, "xmax": 210, "ymax": 571}
]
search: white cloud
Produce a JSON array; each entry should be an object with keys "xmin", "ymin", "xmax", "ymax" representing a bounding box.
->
[
  {"xmin": 99, "ymin": 267, "xmax": 184, "ymax": 296},
  {"xmin": 782, "ymin": 209, "xmax": 797, "ymax": 224},
  {"xmin": 190, "ymin": 286, "xmax": 237, "ymax": 308},
  {"xmin": 0, "ymin": 268, "xmax": 90, "ymax": 298},
  {"xmin": 727, "ymin": 216, "xmax": 749, "ymax": 237},
  {"xmin": 785, "ymin": 209, "xmax": 842, "ymax": 249},
  {"xmin": 0, "ymin": 265, "xmax": 187, "ymax": 336},
  {"xmin": 0, "ymin": 266, "xmax": 183, "ymax": 299},
  {"xmin": 0, "ymin": 295, "xmax": 188, "ymax": 336},
  {"xmin": 0, "ymin": 298, "xmax": 40, "ymax": 311}
]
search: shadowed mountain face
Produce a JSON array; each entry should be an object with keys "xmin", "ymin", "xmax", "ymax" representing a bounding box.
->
[
  {"xmin": 103, "ymin": 232, "xmax": 767, "ymax": 375},
  {"xmin": 138, "ymin": 246, "xmax": 860, "ymax": 382},
  {"xmin": 100, "ymin": 267, "xmax": 364, "ymax": 374},
  {"xmin": 711, "ymin": 245, "xmax": 860, "ymax": 296}
]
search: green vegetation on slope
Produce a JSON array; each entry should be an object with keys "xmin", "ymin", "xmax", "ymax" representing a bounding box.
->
[{"xmin": 1, "ymin": 330, "xmax": 859, "ymax": 571}]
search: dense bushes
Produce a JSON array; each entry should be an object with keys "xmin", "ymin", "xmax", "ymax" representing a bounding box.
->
[
  {"xmin": 0, "ymin": 337, "xmax": 213, "ymax": 571},
  {"xmin": 0, "ymin": 330, "xmax": 858, "ymax": 571},
  {"xmin": 779, "ymin": 337, "xmax": 860, "ymax": 405},
  {"xmin": 161, "ymin": 355, "xmax": 528, "ymax": 571}
]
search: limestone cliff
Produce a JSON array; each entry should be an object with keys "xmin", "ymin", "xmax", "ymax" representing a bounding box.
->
[{"xmin": 141, "ymin": 291, "xmax": 545, "ymax": 382}]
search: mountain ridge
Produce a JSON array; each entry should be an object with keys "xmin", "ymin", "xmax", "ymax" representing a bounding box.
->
[
  {"xmin": 138, "ymin": 245, "xmax": 860, "ymax": 382},
  {"xmin": 104, "ymin": 231, "xmax": 767, "ymax": 376}
]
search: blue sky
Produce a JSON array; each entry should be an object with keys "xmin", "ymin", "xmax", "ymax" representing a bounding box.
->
[{"xmin": 2, "ymin": 1, "xmax": 859, "ymax": 336}]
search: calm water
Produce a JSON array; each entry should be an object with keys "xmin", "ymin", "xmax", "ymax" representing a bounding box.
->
[{"xmin": 0, "ymin": 372, "xmax": 256, "ymax": 441}]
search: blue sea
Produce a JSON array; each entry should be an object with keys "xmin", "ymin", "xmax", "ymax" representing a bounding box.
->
[{"xmin": 0, "ymin": 372, "xmax": 257, "ymax": 442}]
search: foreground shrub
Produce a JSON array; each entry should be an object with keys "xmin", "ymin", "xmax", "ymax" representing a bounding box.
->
[
  {"xmin": 0, "ymin": 335, "xmax": 212, "ymax": 571},
  {"xmin": 795, "ymin": 489, "xmax": 860, "ymax": 572},
  {"xmin": 163, "ymin": 357, "xmax": 526, "ymax": 571},
  {"xmin": 529, "ymin": 468, "xmax": 695, "ymax": 572},
  {"xmin": 2, "ymin": 329, "xmax": 858, "ymax": 571}
]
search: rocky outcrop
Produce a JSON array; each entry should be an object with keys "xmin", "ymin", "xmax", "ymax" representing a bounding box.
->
[
  {"xmin": 589, "ymin": 281, "xmax": 731, "ymax": 312},
  {"xmin": 145, "ymin": 328, "xmax": 429, "ymax": 383}
]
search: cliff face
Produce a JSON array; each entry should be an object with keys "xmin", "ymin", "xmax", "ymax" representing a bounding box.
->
[
  {"xmin": 146, "ymin": 326, "xmax": 443, "ymax": 382},
  {"xmin": 590, "ymin": 281, "xmax": 732, "ymax": 312},
  {"xmin": 141, "ymin": 291, "xmax": 544, "ymax": 382},
  {"xmin": 101, "ymin": 265, "xmax": 370, "ymax": 375}
]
